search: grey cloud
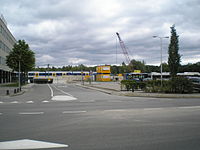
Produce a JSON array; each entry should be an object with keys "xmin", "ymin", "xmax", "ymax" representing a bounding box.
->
[{"xmin": 1, "ymin": 0, "xmax": 200, "ymax": 66}]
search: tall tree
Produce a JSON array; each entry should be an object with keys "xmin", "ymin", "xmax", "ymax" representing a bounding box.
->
[
  {"xmin": 168, "ymin": 25, "xmax": 181, "ymax": 77},
  {"xmin": 161, "ymin": 62, "xmax": 169, "ymax": 72},
  {"xmin": 6, "ymin": 40, "xmax": 35, "ymax": 73},
  {"xmin": 121, "ymin": 62, "xmax": 129, "ymax": 73}
]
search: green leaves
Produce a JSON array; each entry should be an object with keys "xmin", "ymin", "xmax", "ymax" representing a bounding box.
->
[
  {"xmin": 145, "ymin": 77, "xmax": 193, "ymax": 93},
  {"xmin": 168, "ymin": 25, "xmax": 181, "ymax": 77},
  {"xmin": 6, "ymin": 40, "xmax": 35, "ymax": 73}
]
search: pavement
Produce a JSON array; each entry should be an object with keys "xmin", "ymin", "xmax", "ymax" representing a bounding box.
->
[
  {"xmin": 1, "ymin": 83, "xmax": 200, "ymax": 150},
  {"xmin": 0, "ymin": 83, "xmax": 33, "ymax": 96},
  {"xmin": 1, "ymin": 81, "xmax": 200, "ymax": 98},
  {"xmin": 77, "ymin": 81, "xmax": 200, "ymax": 98}
]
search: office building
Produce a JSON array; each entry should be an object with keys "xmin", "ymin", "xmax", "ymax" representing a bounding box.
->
[{"xmin": 0, "ymin": 14, "xmax": 16, "ymax": 83}]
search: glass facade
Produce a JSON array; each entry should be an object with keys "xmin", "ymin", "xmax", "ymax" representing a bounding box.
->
[{"xmin": 0, "ymin": 15, "xmax": 17, "ymax": 83}]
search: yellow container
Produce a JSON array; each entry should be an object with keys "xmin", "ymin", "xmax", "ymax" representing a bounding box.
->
[
  {"xmin": 96, "ymin": 65, "xmax": 111, "ymax": 81},
  {"xmin": 96, "ymin": 74, "xmax": 111, "ymax": 81},
  {"xmin": 96, "ymin": 65, "xmax": 111, "ymax": 74}
]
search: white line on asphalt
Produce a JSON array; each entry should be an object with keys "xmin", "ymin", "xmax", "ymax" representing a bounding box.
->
[
  {"xmin": 62, "ymin": 111, "xmax": 87, "ymax": 114},
  {"xmin": 143, "ymin": 108, "xmax": 164, "ymax": 111},
  {"xmin": 42, "ymin": 100, "xmax": 49, "ymax": 103},
  {"xmin": 19, "ymin": 112, "xmax": 44, "ymax": 115},
  {"xmin": 47, "ymin": 84, "xmax": 54, "ymax": 97},
  {"xmin": 53, "ymin": 85, "xmax": 74, "ymax": 97},
  {"xmin": 176, "ymin": 106, "xmax": 200, "ymax": 109},
  {"xmin": 103, "ymin": 106, "xmax": 200, "ymax": 113},
  {"xmin": 26, "ymin": 101, "xmax": 34, "ymax": 104},
  {"xmin": 0, "ymin": 113, "xmax": 2, "ymax": 115},
  {"xmin": 52, "ymin": 95, "xmax": 77, "ymax": 101},
  {"xmin": 10, "ymin": 101, "xmax": 19, "ymax": 104},
  {"xmin": 48, "ymin": 84, "xmax": 77, "ymax": 101},
  {"xmin": 0, "ymin": 139, "xmax": 68, "ymax": 149},
  {"xmin": 57, "ymin": 85, "xmax": 68, "ymax": 88},
  {"xmin": 0, "ymin": 101, "xmax": 3, "ymax": 104}
]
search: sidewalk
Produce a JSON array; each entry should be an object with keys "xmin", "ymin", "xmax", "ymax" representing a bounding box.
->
[
  {"xmin": 77, "ymin": 82, "xmax": 200, "ymax": 98},
  {"xmin": 0, "ymin": 84, "xmax": 34, "ymax": 96},
  {"xmin": 0, "ymin": 86, "xmax": 17, "ymax": 96}
]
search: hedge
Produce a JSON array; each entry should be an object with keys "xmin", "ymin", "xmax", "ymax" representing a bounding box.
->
[{"xmin": 121, "ymin": 80, "xmax": 146, "ymax": 91}]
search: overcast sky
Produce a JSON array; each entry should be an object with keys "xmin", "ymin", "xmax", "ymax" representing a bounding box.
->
[{"xmin": 1, "ymin": 0, "xmax": 200, "ymax": 66}]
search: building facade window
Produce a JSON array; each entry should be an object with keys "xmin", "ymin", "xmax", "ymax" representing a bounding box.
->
[{"xmin": 0, "ymin": 14, "xmax": 17, "ymax": 84}]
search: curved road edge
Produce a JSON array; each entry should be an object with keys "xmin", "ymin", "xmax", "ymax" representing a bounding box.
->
[{"xmin": 76, "ymin": 83, "xmax": 200, "ymax": 98}]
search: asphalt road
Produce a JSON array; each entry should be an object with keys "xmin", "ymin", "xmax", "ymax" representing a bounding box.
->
[{"xmin": 0, "ymin": 83, "xmax": 200, "ymax": 150}]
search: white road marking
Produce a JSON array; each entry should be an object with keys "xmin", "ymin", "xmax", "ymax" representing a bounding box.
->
[
  {"xmin": 103, "ymin": 109, "xmax": 129, "ymax": 112},
  {"xmin": 0, "ymin": 101, "xmax": 3, "ymax": 104},
  {"xmin": 48, "ymin": 84, "xmax": 77, "ymax": 101},
  {"xmin": 10, "ymin": 101, "xmax": 19, "ymax": 104},
  {"xmin": 19, "ymin": 112, "xmax": 44, "ymax": 115},
  {"xmin": 26, "ymin": 101, "xmax": 34, "ymax": 103},
  {"xmin": 177, "ymin": 106, "xmax": 200, "ymax": 109},
  {"xmin": 42, "ymin": 100, "xmax": 49, "ymax": 103},
  {"xmin": 52, "ymin": 95, "xmax": 77, "ymax": 101},
  {"xmin": 53, "ymin": 85, "xmax": 74, "ymax": 97},
  {"xmin": 62, "ymin": 111, "xmax": 87, "ymax": 114},
  {"xmin": 0, "ymin": 113, "xmax": 2, "ymax": 115},
  {"xmin": 143, "ymin": 108, "xmax": 164, "ymax": 111},
  {"xmin": 47, "ymin": 84, "xmax": 54, "ymax": 97},
  {"xmin": 103, "ymin": 106, "xmax": 200, "ymax": 113},
  {"xmin": 0, "ymin": 139, "xmax": 68, "ymax": 149},
  {"xmin": 57, "ymin": 85, "xmax": 68, "ymax": 88}
]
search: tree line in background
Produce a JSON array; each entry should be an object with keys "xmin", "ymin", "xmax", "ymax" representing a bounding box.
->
[{"xmin": 32, "ymin": 60, "xmax": 200, "ymax": 75}]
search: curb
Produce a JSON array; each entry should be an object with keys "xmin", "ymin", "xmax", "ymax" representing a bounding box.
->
[
  {"xmin": 2, "ymin": 84, "xmax": 34, "ymax": 97},
  {"xmin": 9, "ymin": 91, "xmax": 26, "ymax": 97},
  {"xmin": 119, "ymin": 92, "xmax": 200, "ymax": 98},
  {"xmin": 76, "ymin": 84, "xmax": 114, "ymax": 95},
  {"xmin": 76, "ymin": 84, "xmax": 200, "ymax": 98}
]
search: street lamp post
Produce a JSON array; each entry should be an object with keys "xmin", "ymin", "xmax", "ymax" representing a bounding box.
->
[
  {"xmin": 18, "ymin": 60, "xmax": 21, "ymax": 91},
  {"xmin": 153, "ymin": 36, "xmax": 169, "ymax": 87},
  {"xmin": 18, "ymin": 54, "xmax": 22, "ymax": 91}
]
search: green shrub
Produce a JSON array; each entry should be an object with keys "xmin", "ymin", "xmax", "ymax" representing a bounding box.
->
[
  {"xmin": 170, "ymin": 77, "xmax": 193, "ymax": 93},
  {"xmin": 121, "ymin": 80, "xmax": 146, "ymax": 91},
  {"xmin": 145, "ymin": 77, "xmax": 193, "ymax": 93}
]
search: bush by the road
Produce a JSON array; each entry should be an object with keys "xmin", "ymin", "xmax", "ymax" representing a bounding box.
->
[
  {"xmin": 120, "ymin": 80, "xmax": 146, "ymax": 91},
  {"xmin": 121, "ymin": 77, "xmax": 194, "ymax": 93},
  {"xmin": 145, "ymin": 77, "xmax": 193, "ymax": 93}
]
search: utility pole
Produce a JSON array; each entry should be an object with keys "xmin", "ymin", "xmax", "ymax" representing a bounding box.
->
[
  {"xmin": 18, "ymin": 60, "xmax": 21, "ymax": 91},
  {"xmin": 153, "ymin": 36, "xmax": 169, "ymax": 87},
  {"xmin": 81, "ymin": 65, "xmax": 84, "ymax": 85},
  {"xmin": 47, "ymin": 64, "xmax": 50, "ymax": 78},
  {"xmin": 116, "ymin": 38, "xmax": 118, "ymax": 64}
]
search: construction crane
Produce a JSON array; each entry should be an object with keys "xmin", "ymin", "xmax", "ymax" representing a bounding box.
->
[{"xmin": 116, "ymin": 32, "xmax": 131, "ymax": 65}]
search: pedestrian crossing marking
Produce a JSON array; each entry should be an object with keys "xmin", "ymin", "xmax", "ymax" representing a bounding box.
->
[{"xmin": 0, "ymin": 139, "xmax": 68, "ymax": 149}]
